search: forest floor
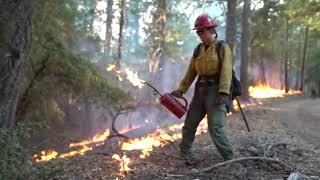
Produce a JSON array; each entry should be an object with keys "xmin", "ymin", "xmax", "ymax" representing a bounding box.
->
[{"xmin": 28, "ymin": 95, "xmax": 320, "ymax": 180}]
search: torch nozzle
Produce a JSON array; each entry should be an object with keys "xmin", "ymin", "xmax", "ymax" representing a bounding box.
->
[{"xmin": 141, "ymin": 81, "xmax": 163, "ymax": 96}]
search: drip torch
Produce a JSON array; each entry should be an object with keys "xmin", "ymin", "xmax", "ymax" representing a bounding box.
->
[{"xmin": 142, "ymin": 81, "xmax": 188, "ymax": 119}]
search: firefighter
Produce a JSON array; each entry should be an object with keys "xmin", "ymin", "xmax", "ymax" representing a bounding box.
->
[{"xmin": 171, "ymin": 14, "xmax": 233, "ymax": 161}]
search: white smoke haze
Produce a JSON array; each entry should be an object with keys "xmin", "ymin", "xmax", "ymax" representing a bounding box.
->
[
  {"xmin": 69, "ymin": 1, "xmax": 261, "ymax": 139},
  {"xmin": 81, "ymin": 53, "xmax": 203, "ymax": 139}
]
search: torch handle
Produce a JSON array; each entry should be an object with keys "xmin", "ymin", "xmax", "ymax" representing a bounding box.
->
[
  {"xmin": 235, "ymin": 97, "xmax": 251, "ymax": 132},
  {"xmin": 178, "ymin": 96, "xmax": 188, "ymax": 109}
]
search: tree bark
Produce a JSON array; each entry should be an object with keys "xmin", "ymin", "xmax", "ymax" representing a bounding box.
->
[
  {"xmin": 284, "ymin": 18, "xmax": 289, "ymax": 93},
  {"xmin": 116, "ymin": 0, "xmax": 125, "ymax": 70},
  {"xmin": 0, "ymin": 0, "xmax": 33, "ymax": 128},
  {"xmin": 157, "ymin": 0, "xmax": 166, "ymax": 71},
  {"xmin": 148, "ymin": 0, "xmax": 167, "ymax": 73},
  {"xmin": 105, "ymin": 0, "xmax": 113, "ymax": 58},
  {"xmin": 300, "ymin": 26, "xmax": 309, "ymax": 91},
  {"xmin": 225, "ymin": 0, "xmax": 237, "ymax": 52},
  {"xmin": 240, "ymin": 0, "xmax": 251, "ymax": 100},
  {"xmin": 258, "ymin": 50, "xmax": 267, "ymax": 85}
]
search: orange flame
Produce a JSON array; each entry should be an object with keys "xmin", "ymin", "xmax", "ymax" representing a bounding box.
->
[
  {"xmin": 69, "ymin": 129, "xmax": 110, "ymax": 148},
  {"xmin": 59, "ymin": 146, "xmax": 93, "ymax": 158},
  {"xmin": 117, "ymin": 74, "xmax": 123, "ymax": 81},
  {"xmin": 33, "ymin": 150, "xmax": 58, "ymax": 162},
  {"xmin": 249, "ymin": 84, "xmax": 301, "ymax": 99},
  {"xmin": 120, "ymin": 120, "xmax": 208, "ymax": 159},
  {"xmin": 112, "ymin": 154, "xmax": 131, "ymax": 176},
  {"xmin": 121, "ymin": 128, "xmax": 180, "ymax": 158},
  {"xmin": 106, "ymin": 64, "xmax": 145, "ymax": 89},
  {"xmin": 124, "ymin": 68, "xmax": 145, "ymax": 89},
  {"xmin": 32, "ymin": 125, "xmax": 142, "ymax": 163},
  {"xmin": 106, "ymin": 64, "xmax": 116, "ymax": 71}
]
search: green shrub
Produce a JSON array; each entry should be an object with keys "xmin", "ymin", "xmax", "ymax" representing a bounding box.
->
[{"xmin": 0, "ymin": 129, "xmax": 31, "ymax": 179}]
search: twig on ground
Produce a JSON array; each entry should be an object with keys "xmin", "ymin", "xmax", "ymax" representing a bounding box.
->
[
  {"xmin": 151, "ymin": 172, "xmax": 165, "ymax": 179},
  {"xmin": 93, "ymin": 151, "xmax": 111, "ymax": 156},
  {"xmin": 108, "ymin": 134, "xmax": 128, "ymax": 140},
  {"xmin": 190, "ymin": 157, "xmax": 291, "ymax": 174},
  {"xmin": 166, "ymin": 174, "xmax": 184, "ymax": 177},
  {"xmin": 264, "ymin": 143, "xmax": 287, "ymax": 158}
]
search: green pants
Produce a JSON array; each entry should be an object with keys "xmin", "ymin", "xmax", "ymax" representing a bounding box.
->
[{"xmin": 179, "ymin": 84, "xmax": 233, "ymax": 159}]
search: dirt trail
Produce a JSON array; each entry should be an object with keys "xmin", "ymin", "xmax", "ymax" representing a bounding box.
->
[{"xmin": 269, "ymin": 98, "xmax": 320, "ymax": 147}]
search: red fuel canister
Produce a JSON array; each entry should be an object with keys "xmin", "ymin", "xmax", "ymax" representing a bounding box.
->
[{"xmin": 159, "ymin": 93, "xmax": 188, "ymax": 119}]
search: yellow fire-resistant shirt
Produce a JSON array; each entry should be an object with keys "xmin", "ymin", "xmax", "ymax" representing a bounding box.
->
[{"xmin": 178, "ymin": 39, "xmax": 233, "ymax": 94}]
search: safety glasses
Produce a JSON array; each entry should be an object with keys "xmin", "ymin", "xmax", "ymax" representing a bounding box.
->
[{"xmin": 196, "ymin": 29, "xmax": 205, "ymax": 36}]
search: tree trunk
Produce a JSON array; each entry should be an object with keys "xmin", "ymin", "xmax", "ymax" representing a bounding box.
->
[
  {"xmin": 225, "ymin": 0, "xmax": 237, "ymax": 52},
  {"xmin": 0, "ymin": 0, "xmax": 33, "ymax": 128},
  {"xmin": 148, "ymin": 0, "xmax": 166, "ymax": 73},
  {"xmin": 116, "ymin": 0, "xmax": 125, "ymax": 70},
  {"xmin": 295, "ymin": 71, "xmax": 300, "ymax": 90},
  {"xmin": 240, "ymin": 0, "xmax": 251, "ymax": 100},
  {"xmin": 258, "ymin": 49, "xmax": 267, "ymax": 85},
  {"xmin": 105, "ymin": 0, "xmax": 113, "ymax": 58},
  {"xmin": 133, "ymin": 15, "xmax": 140, "ymax": 48},
  {"xmin": 300, "ymin": 26, "xmax": 309, "ymax": 91},
  {"xmin": 157, "ymin": 0, "xmax": 166, "ymax": 71},
  {"xmin": 284, "ymin": 18, "xmax": 289, "ymax": 93},
  {"xmin": 280, "ymin": 31, "xmax": 285, "ymax": 89}
]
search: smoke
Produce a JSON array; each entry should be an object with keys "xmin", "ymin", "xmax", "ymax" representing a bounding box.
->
[{"xmin": 83, "ymin": 56, "xmax": 200, "ymax": 139}]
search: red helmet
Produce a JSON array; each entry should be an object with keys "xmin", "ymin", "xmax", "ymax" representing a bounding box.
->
[{"xmin": 193, "ymin": 14, "xmax": 218, "ymax": 30}]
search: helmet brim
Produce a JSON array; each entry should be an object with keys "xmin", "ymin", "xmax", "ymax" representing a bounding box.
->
[{"xmin": 193, "ymin": 25, "xmax": 217, "ymax": 30}]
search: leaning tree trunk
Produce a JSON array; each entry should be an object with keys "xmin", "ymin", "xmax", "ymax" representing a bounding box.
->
[
  {"xmin": 240, "ymin": 0, "xmax": 251, "ymax": 100},
  {"xmin": 0, "ymin": 0, "xmax": 33, "ymax": 128},
  {"xmin": 225, "ymin": 0, "xmax": 237, "ymax": 52},
  {"xmin": 300, "ymin": 26, "xmax": 309, "ymax": 91}
]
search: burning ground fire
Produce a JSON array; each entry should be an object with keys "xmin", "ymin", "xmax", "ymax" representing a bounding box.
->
[
  {"xmin": 32, "ymin": 64, "xmax": 302, "ymax": 177},
  {"xmin": 249, "ymin": 84, "xmax": 301, "ymax": 99},
  {"xmin": 32, "ymin": 121, "xmax": 207, "ymax": 176},
  {"xmin": 32, "ymin": 126, "xmax": 141, "ymax": 163}
]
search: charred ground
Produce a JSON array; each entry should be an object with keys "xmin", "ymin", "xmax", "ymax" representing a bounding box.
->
[{"xmin": 29, "ymin": 95, "xmax": 320, "ymax": 179}]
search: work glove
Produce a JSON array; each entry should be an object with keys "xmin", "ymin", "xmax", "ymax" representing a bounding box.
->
[
  {"xmin": 171, "ymin": 89, "xmax": 183, "ymax": 98},
  {"xmin": 216, "ymin": 93, "xmax": 230, "ymax": 105}
]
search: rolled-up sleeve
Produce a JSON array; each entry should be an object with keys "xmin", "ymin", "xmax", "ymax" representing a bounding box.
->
[{"xmin": 178, "ymin": 57, "xmax": 197, "ymax": 93}]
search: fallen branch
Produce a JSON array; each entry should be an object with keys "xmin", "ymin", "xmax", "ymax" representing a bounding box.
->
[
  {"xmin": 264, "ymin": 143, "xmax": 287, "ymax": 158},
  {"xmin": 151, "ymin": 172, "xmax": 164, "ymax": 179},
  {"xmin": 166, "ymin": 174, "xmax": 184, "ymax": 178},
  {"xmin": 93, "ymin": 151, "xmax": 111, "ymax": 156},
  {"xmin": 193, "ymin": 157, "xmax": 291, "ymax": 173},
  {"xmin": 108, "ymin": 134, "xmax": 128, "ymax": 140}
]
